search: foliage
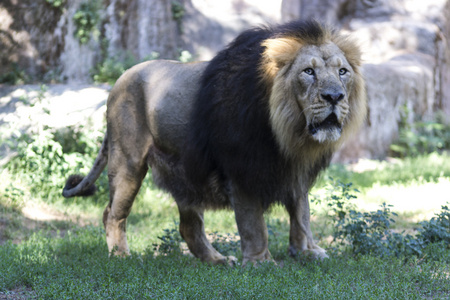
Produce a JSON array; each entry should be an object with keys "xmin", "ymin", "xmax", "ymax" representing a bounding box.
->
[
  {"xmin": 178, "ymin": 50, "xmax": 194, "ymax": 63},
  {"xmin": 333, "ymin": 203, "xmax": 423, "ymax": 257},
  {"xmin": 210, "ymin": 232, "xmax": 240, "ymax": 257},
  {"xmin": 73, "ymin": 0, "xmax": 101, "ymax": 45},
  {"xmin": 310, "ymin": 178, "xmax": 358, "ymax": 239},
  {"xmin": 45, "ymin": 0, "xmax": 65, "ymax": 9},
  {"xmin": 0, "ymin": 63, "xmax": 29, "ymax": 84},
  {"xmin": 418, "ymin": 203, "xmax": 450, "ymax": 244},
  {"xmin": 152, "ymin": 225, "xmax": 183, "ymax": 255},
  {"xmin": 6, "ymin": 126, "xmax": 107, "ymax": 202},
  {"xmin": 93, "ymin": 50, "xmax": 194, "ymax": 85},
  {"xmin": 390, "ymin": 107, "xmax": 450, "ymax": 157},
  {"xmin": 92, "ymin": 52, "xmax": 159, "ymax": 85},
  {"xmin": 171, "ymin": 1, "xmax": 185, "ymax": 32},
  {"xmin": 0, "ymin": 184, "xmax": 25, "ymax": 212}
]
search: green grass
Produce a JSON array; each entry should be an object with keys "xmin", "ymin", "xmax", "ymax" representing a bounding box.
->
[
  {"xmin": 323, "ymin": 152, "xmax": 450, "ymax": 189},
  {"xmin": 1, "ymin": 125, "xmax": 450, "ymax": 299},
  {"xmin": 1, "ymin": 227, "xmax": 449, "ymax": 299}
]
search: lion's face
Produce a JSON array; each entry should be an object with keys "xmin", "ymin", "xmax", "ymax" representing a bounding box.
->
[
  {"xmin": 292, "ymin": 43, "xmax": 354, "ymax": 143},
  {"xmin": 262, "ymin": 32, "xmax": 365, "ymax": 158}
]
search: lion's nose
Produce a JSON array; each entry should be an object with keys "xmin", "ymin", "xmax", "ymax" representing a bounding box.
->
[{"xmin": 321, "ymin": 93, "xmax": 344, "ymax": 105}]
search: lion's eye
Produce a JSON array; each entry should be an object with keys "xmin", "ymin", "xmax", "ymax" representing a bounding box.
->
[
  {"xmin": 303, "ymin": 68, "xmax": 315, "ymax": 76},
  {"xmin": 339, "ymin": 68, "xmax": 348, "ymax": 76}
]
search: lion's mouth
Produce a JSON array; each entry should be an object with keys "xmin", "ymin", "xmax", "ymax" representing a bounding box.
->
[{"xmin": 308, "ymin": 113, "xmax": 342, "ymax": 135}]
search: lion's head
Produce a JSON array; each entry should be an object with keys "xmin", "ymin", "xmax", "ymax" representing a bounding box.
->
[{"xmin": 261, "ymin": 22, "xmax": 366, "ymax": 157}]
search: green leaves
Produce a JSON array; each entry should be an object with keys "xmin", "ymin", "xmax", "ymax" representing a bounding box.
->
[
  {"xmin": 333, "ymin": 203, "xmax": 423, "ymax": 257},
  {"xmin": 45, "ymin": 0, "xmax": 65, "ymax": 9},
  {"xmin": 6, "ymin": 125, "xmax": 106, "ymax": 201},
  {"xmin": 73, "ymin": 1, "xmax": 101, "ymax": 45},
  {"xmin": 391, "ymin": 107, "xmax": 450, "ymax": 157},
  {"xmin": 418, "ymin": 204, "xmax": 450, "ymax": 244}
]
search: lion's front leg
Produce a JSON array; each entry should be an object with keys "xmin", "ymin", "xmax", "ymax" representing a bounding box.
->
[
  {"xmin": 232, "ymin": 192, "xmax": 272, "ymax": 266},
  {"xmin": 285, "ymin": 193, "xmax": 328, "ymax": 259},
  {"xmin": 178, "ymin": 205, "xmax": 237, "ymax": 266}
]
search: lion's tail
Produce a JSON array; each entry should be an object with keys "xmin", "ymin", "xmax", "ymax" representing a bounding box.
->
[{"xmin": 62, "ymin": 134, "xmax": 109, "ymax": 198}]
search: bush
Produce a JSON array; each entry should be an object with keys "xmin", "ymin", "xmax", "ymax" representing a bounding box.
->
[
  {"xmin": 310, "ymin": 178, "xmax": 358, "ymax": 240},
  {"xmin": 333, "ymin": 203, "xmax": 423, "ymax": 257},
  {"xmin": 92, "ymin": 52, "xmax": 160, "ymax": 85},
  {"xmin": 0, "ymin": 63, "xmax": 29, "ymax": 84},
  {"xmin": 322, "ymin": 179, "xmax": 449, "ymax": 258},
  {"xmin": 390, "ymin": 107, "xmax": 450, "ymax": 157},
  {"xmin": 152, "ymin": 226, "xmax": 183, "ymax": 256},
  {"xmin": 210, "ymin": 232, "xmax": 240, "ymax": 257},
  {"xmin": 418, "ymin": 204, "xmax": 450, "ymax": 244},
  {"xmin": 6, "ymin": 126, "xmax": 107, "ymax": 201},
  {"xmin": 73, "ymin": 0, "xmax": 101, "ymax": 45}
]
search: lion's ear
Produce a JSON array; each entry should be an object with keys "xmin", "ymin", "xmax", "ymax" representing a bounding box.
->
[{"xmin": 262, "ymin": 38, "xmax": 302, "ymax": 70}]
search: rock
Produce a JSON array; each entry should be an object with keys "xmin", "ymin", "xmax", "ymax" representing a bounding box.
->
[
  {"xmin": 442, "ymin": 0, "xmax": 450, "ymax": 116},
  {"xmin": 0, "ymin": 0, "xmax": 282, "ymax": 83},
  {"xmin": 335, "ymin": 55, "xmax": 436, "ymax": 161}
]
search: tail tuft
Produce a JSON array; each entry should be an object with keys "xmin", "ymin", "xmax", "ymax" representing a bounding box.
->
[{"xmin": 63, "ymin": 174, "xmax": 97, "ymax": 197}]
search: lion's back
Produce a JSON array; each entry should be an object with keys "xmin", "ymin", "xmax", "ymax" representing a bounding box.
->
[{"xmin": 108, "ymin": 60, "xmax": 208, "ymax": 155}]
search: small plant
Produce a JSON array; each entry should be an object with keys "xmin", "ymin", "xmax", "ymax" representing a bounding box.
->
[
  {"xmin": 92, "ymin": 52, "xmax": 159, "ymax": 85},
  {"xmin": 210, "ymin": 232, "xmax": 240, "ymax": 256},
  {"xmin": 311, "ymin": 178, "xmax": 358, "ymax": 225},
  {"xmin": 333, "ymin": 203, "xmax": 423, "ymax": 257},
  {"xmin": 171, "ymin": 1, "xmax": 185, "ymax": 33},
  {"xmin": 391, "ymin": 107, "xmax": 450, "ymax": 157},
  {"xmin": 1, "ymin": 184, "xmax": 25, "ymax": 211},
  {"xmin": 418, "ymin": 203, "xmax": 450, "ymax": 245},
  {"xmin": 0, "ymin": 63, "xmax": 29, "ymax": 84},
  {"xmin": 36, "ymin": 84, "xmax": 48, "ymax": 103},
  {"xmin": 153, "ymin": 226, "xmax": 183, "ymax": 255},
  {"xmin": 6, "ymin": 125, "xmax": 107, "ymax": 201},
  {"xmin": 178, "ymin": 50, "xmax": 194, "ymax": 63},
  {"xmin": 45, "ymin": 0, "xmax": 65, "ymax": 9},
  {"xmin": 73, "ymin": 0, "xmax": 101, "ymax": 45}
]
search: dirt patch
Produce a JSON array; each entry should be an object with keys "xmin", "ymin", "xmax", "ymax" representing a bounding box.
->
[{"xmin": 0, "ymin": 286, "xmax": 36, "ymax": 300}]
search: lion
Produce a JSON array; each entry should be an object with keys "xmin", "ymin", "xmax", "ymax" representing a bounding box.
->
[{"xmin": 62, "ymin": 20, "xmax": 366, "ymax": 266}]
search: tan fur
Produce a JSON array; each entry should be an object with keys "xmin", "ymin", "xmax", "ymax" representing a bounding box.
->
[
  {"xmin": 63, "ymin": 24, "xmax": 366, "ymax": 266},
  {"xmin": 261, "ymin": 38, "xmax": 303, "ymax": 81},
  {"xmin": 261, "ymin": 30, "xmax": 366, "ymax": 171}
]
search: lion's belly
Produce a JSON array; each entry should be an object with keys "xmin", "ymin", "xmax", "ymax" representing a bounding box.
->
[{"xmin": 147, "ymin": 144, "xmax": 230, "ymax": 208}]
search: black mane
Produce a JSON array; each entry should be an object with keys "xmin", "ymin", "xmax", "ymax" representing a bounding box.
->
[{"xmin": 183, "ymin": 20, "xmax": 329, "ymax": 206}]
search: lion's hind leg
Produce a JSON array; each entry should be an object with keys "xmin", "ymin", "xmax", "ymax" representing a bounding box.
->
[
  {"xmin": 285, "ymin": 194, "xmax": 328, "ymax": 260},
  {"xmin": 177, "ymin": 205, "xmax": 237, "ymax": 266},
  {"xmin": 103, "ymin": 152, "xmax": 148, "ymax": 257}
]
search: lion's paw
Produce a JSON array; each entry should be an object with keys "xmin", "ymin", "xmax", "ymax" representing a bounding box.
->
[
  {"xmin": 289, "ymin": 245, "xmax": 329, "ymax": 260},
  {"xmin": 225, "ymin": 255, "xmax": 238, "ymax": 266},
  {"xmin": 241, "ymin": 257, "xmax": 277, "ymax": 268},
  {"xmin": 209, "ymin": 255, "xmax": 238, "ymax": 266},
  {"xmin": 304, "ymin": 248, "xmax": 329, "ymax": 260}
]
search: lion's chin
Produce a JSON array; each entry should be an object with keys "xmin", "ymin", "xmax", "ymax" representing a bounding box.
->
[{"xmin": 308, "ymin": 113, "xmax": 342, "ymax": 143}]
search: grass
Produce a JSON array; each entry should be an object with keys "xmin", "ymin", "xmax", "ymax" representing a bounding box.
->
[
  {"xmin": 1, "ymin": 227, "xmax": 449, "ymax": 299},
  {"xmin": 1, "ymin": 118, "xmax": 449, "ymax": 298}
]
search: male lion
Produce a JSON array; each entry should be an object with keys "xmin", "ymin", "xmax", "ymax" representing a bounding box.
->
[{"xmin": 63, "ymin": 20, "xmax": 366, "ymax": 266}]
